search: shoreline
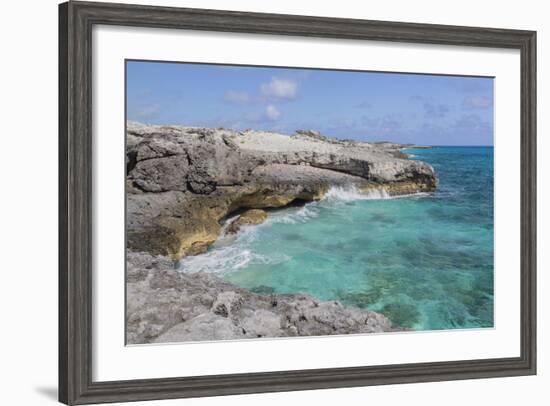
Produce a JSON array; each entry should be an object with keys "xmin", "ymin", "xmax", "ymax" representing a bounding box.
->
[
  {"xmin": 127, "ymin": 250, "xmax": 400, "ymax": 344},
  {"xmin": 126, "ymin": 122, "xmax": 437, "ymax": 261},
  {"xmin": 125, "ymin": 122, "xmax": 438, "ymax": 343}
]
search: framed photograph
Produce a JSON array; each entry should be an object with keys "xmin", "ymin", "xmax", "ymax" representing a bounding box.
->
[{"xmin": 59, "ymin": 1, "xmax": 536, "ymax": 404}]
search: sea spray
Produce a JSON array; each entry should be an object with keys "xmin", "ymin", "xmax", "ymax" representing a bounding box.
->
[
  {"xmin": 178, "ymin": 224, "xmax": 290, "ymax": 274},
  {"xmin": 324, "ymin": 185, "xmax": 430, "ymax": 202},
  {"xmin": 325, "ymin": 185, "xmax": 389, "ymax": 201},
  {"xmin": 179, "ymin": 186, "xmax": 426, "ymax": 274},
  {"xmin": 267, "ymin": 203, "xmax": 320, "ymax": 225}
]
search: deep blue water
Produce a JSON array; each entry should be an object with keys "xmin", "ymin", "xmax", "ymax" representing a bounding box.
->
[{"xmin": 179, "ymin": 147, "xmax": 494, "ymax": 331}]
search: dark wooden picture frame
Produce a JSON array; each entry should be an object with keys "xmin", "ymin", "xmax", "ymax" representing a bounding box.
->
[{"xmin": 59, "ymin": 1, "xmax": 536, "ymax": 404}]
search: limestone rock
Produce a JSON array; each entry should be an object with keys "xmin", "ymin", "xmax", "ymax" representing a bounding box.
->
[
  {"xmin": 126, "ymin": 122, "xmax": 437, "ymax": 261},
  {"xmin": 123, "ymin": 123, "xmax": 432, "ymax": 344},
  {"xmin": 153, "ymin": 313, "xmax": 245, "ymax": 343},
  {"xmin": 211, "ymin": 291, "xmax": 243, "ymax": 317},
  {"xmin": 126, "ymin": 251, "xmax": 396, "ymax": 344},
  {"xmin": 240, "ymin": 309, "xmax": 282, "ymax": 338},
  {"xmin": 226, "ymin": 209, "xmax": 268, "ymax": 234}
]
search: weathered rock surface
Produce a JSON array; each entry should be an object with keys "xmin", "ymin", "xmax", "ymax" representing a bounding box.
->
[
  {"xmin": 126, "ymin": 252, "xmax": 394, "ymax": 344},
  {"xmin": 226, "ymin": 209, "xmax": 268, "ymax": 234},
  {"xmin": 126, "ymin": 121, "xmax": 437, "ymax": 260}
]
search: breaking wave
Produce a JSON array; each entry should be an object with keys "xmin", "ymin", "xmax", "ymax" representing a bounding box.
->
[
  {"xmin": 178, "ymin": 185, "xmax": 428, "ymax": 275},
  {"xmin": 178, "ymin": 225, "xmax": 291, "ymax": 275},
  {"xmin": 178, "ymin": 247, "xmax": 290, "ymax": 274},
  {"xmin": 267, "ymin": 204, "xmax": 320, "ymax": 225},
  {"xmin": 324, "ymin": 186, "xmax": 429, "ymax": 202},
  {"xmin": 324, "ymin": 186, "xmax": 390, "ymax": 201}
]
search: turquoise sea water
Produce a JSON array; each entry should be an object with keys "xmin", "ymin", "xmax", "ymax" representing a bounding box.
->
[{"xmin": 178, "ymin": 147, "xmax": 494, "ymax": 331}]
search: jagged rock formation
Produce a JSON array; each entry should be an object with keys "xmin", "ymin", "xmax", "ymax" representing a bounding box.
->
[
  {"xmin": 126, "ymin": 122, "xmax": 436, "ymax": 260},
  {"xmin": 126, "ymin": 252, "xmax": 395, "ymax": 344},
  {"xmin": 125, "ymin": 122, "xmax": 436, "ymax": 344}
]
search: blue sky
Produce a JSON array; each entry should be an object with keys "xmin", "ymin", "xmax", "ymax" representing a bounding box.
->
[{"xmin": 127, "ymin": 61, "xmax": 494, "ymax": 146}]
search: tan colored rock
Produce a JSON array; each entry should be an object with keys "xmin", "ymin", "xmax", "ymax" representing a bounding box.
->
[
  {"xmin": 360, "ymin": 180, "xmax": 437, "ymax": 197},
  {"xmin": 127, "ymin": 183, "xmax": 329, "ymax": 260},
  {"xmin": 226, "ymin": 209, "xmax": 268, "ymax": 234},
  {"xmin": 125, "ymin": 122, "xmax": 437, "ymax": 261}
]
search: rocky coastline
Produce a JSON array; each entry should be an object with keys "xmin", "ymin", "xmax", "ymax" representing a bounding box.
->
[
  {"xmin": 127, "ymin": 122, "xmax": 437, "ymax": 260},
  {"xmin": 126, "ymin": 122, "xmax": 437, "ymax": 344},
  {"xmin": 127, "ymin": 251, "xmax": 397, "ymax": 344}
]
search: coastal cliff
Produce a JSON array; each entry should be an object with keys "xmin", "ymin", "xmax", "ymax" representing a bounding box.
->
[
  {"xmin": 125, "ymin": 122, "xmax": 437, "ymax": 344},
  {"xmin": 126, "ymin": 122, "xmax": 437, "ymax": 260}
]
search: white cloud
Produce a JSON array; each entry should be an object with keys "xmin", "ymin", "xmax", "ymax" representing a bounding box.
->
[
  {"xmin": 261, "ymin": 77, "xmax": 298, "ymax": 100},
  {"xmin": 266, "ymin": 104, "xmax": 281, "ymax": 120},
  {"xmin": 224, "ymin": 90, "xmax": 251, "ymax": 104}
]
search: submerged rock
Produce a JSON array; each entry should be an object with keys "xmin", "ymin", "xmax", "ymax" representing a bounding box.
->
[{"xmin": 126, "ymin": 252, "xmax": 395, "ymax": 344}]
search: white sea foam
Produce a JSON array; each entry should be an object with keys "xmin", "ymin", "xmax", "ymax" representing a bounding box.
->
[
  {"xmin": 218, "ymin": 213, "xmax": 241, "ymax": 236},
  {"xmin": 178, "ymin": 247, "xmax": 251, "ymax": 274},
  {"xmin": 178, "ymin": 243, "xmax": 291, "ymax": 274},
  {"xmin": 324, "ymin": 186, "xmax": 430, "ymax": 202},
  {"xmin": 324, "ymin": 186, "xmax": 390, "ymax": 201},
  {"xmin": 178, "ymin": 224, "xmax": 290, "ymax": 274},
  {"xmin": 390, "ymin": 191, "xmax": 430, "ymax": 199},
  {"xmin": 178, "ymin": 185, "xmax": 428, "ymax": 275},
  {"xmin": 267, "ymin": 204, "xmax": 320, "ymax": 225}
]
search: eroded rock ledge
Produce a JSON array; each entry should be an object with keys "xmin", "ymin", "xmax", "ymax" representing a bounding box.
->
[
  {"xmin": 126, "ymin": 122, "xmax": 437, "ymax": 260},
  {"xmin": 127, "ymin": 251, "xmax": 395, "ymax": 344},
  {"xmin": 226, "ymin": 209, "xmax": 268, "ymax": 234}
]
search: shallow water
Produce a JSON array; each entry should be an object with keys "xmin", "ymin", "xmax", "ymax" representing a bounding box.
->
[{"xmin": 178, "ymin": 147, "xmax": 494, "ymax": 331}]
